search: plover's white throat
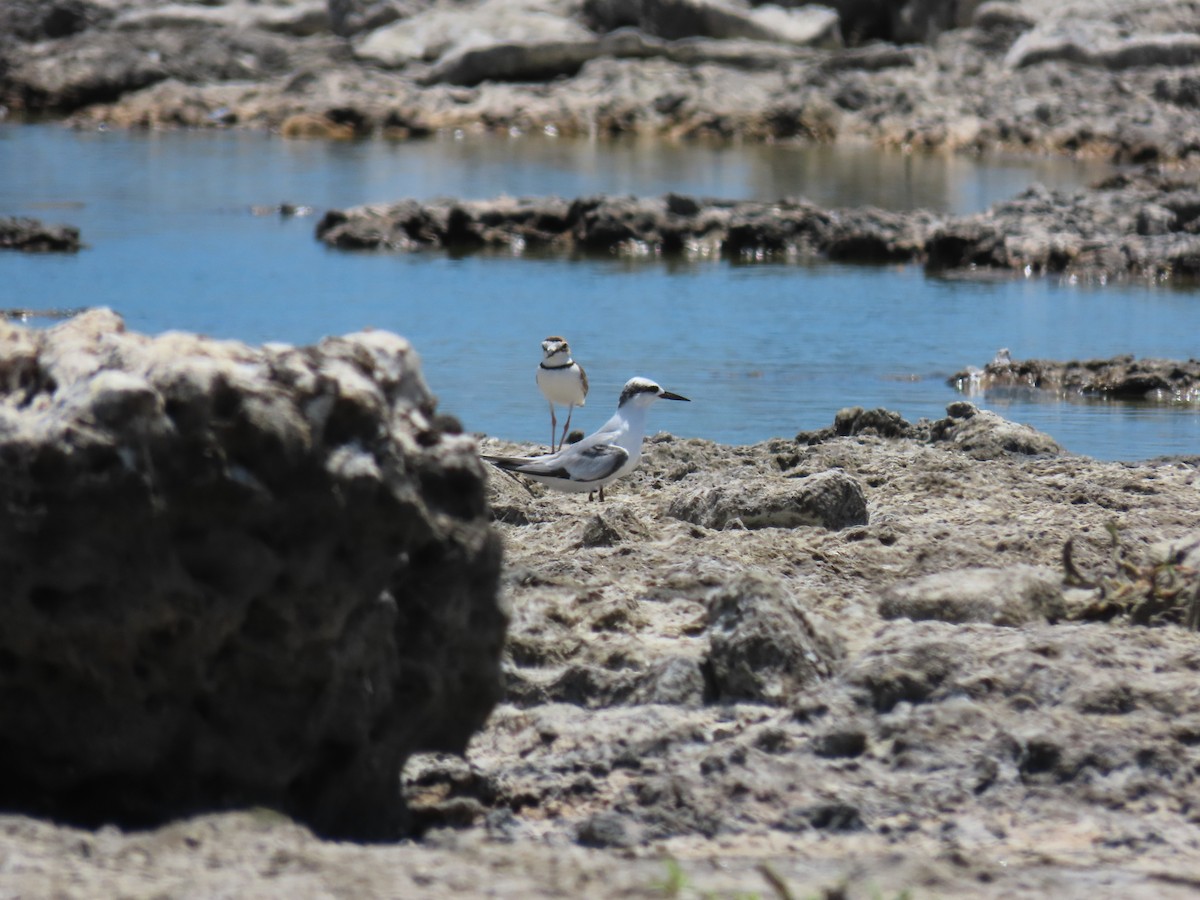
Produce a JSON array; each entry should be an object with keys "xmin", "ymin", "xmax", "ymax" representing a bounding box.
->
[
  {"xmin": 536, "ymin": 336, "xmax": 588, "ymax": 452},
  {"xmin": 484, "ymin": 377, "xmax": 689, "ymax": 501}
]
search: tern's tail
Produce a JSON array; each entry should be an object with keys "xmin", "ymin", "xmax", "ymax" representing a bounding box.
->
[
  {"xmin": 482, "ymin": 453, "xmax": 569, "ymax": 479},
  {"xmin": 481, "ymin": 453, "xmax": 548, "ymax": 473},
  {"xmin": 481, "ymin": 454, "xmax": 523, "ymax": 471}
]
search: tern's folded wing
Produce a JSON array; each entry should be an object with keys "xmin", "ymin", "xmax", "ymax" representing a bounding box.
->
[
  {"xmin": 483, "ymin": 444, "xmax": 628, "ymax": 483},
  {"xmin": 559, "ymin": 443, "xmax": 629, "ymax": 483},
  {"xmin": 486, "ymin": 444, "xmax": 625, "ymax": 483}
]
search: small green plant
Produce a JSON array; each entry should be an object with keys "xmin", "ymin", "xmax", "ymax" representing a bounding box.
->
[{"xmin": 652, "ymin": 858, "xmax": 690, "ymax": 898}]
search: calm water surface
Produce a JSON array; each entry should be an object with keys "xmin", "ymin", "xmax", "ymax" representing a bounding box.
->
[{"xmin": 2, "ymin": 124, "xmax": 1198, "ymax": 460}]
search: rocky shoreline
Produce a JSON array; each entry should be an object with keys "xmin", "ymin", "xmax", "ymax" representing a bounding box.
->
[
  {"xmin": 2, "ymin": 392, "xmax": 1200, "ymax": 896},
  {"xmin": 4, "ymin": 0, "xmax": 1200, "ymax": 167}
]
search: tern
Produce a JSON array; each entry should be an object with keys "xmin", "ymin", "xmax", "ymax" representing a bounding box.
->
[
  {"xmin": 483, "ymin": 377, "xmax": 690, "ymax": 501},
  {"xmin": 536, "ymin": 336, "xmax": 588, "ymax": 452}
]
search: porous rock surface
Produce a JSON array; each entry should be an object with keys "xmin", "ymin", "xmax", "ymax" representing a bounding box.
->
[
  {"xmin": 0, "ymin": 309, "xmax": 504, "ymax": 841},
  {"xmin": 3, "ymin": 402, "xmax": 1200, "ymax": 894}
]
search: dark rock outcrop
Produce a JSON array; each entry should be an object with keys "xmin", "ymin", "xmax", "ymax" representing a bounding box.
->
[
  {"xmin": 316, "ymin": 194, "xmax": 935, "ymax": 265},
  {"xmin": 0, "ymin": 0, "xmax": 112, "ymax": 42},
  {"xmin": 824, "ymin": 0, "xmax": 983, "ymax": 45},
  {"xmin": 796, "ymin": 405, "xmax": 914, "ymax": 444},
  {"xmin": 0, "ymin": 216, "xmax": 82, "ymax": 253},
  {"xmin": 0, "ymin": 309, "xmax": 505, "ymax": 841}
]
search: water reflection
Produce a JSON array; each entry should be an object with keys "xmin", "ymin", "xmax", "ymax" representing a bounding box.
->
[
  {"xmin": 295, "ymin": 131, "xmax": 1111, "ymax": 213},
  {"xmin": 739, "ymin": 142, "xmax": 1112, "ymax": 212},
  {"xmin": 2, "ymin": 124, "xmax": 1110, "ymax": 216}
]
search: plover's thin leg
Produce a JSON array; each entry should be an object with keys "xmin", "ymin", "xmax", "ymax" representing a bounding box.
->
[
  {"xmin": 559, "ymin": 404, "xmax": 575, "ymax": 449},
  {"xmin": 548, "ymin": 403, "xmax": 558, "ymax": 451}
]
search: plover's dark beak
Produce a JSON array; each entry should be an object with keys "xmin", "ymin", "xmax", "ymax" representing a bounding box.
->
[{"xmin": 661, "ymin": 391, "xmax": 690, "ymax": 402}]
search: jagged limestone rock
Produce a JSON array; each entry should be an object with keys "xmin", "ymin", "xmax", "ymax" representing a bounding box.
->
[{"xmin": 0, "ymin": 309, "xmax": 505, "ymax": 841}]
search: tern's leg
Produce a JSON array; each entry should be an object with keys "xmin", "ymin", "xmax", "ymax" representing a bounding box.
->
[
  {"xmin": 599, "ymin": 485, "xmax": 605, "ymax": 502},
  {"xmin": 548, "ymin": 403, "xmax": 558, "ymax": 452},
  {"xmin": 588, "ymin": 490, "xmax": 595, "ymax": 502}
]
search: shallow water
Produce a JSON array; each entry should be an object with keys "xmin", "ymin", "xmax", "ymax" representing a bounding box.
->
[{"xmin": 2, "ymin": 123, "xmax": 1198, "ymax": 460}]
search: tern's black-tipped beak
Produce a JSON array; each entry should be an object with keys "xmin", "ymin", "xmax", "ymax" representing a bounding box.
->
[{"xmin": 661, "ymin": 391, "xmax": 690, "ymax": 402}]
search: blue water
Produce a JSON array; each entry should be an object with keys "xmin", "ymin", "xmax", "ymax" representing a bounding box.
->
[{"xmin": 2, "ymin": 123, "xmax": 1198, "ymax": 460}]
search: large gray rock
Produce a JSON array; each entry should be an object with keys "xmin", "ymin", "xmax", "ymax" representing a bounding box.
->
[
  {"xmin": 640, "ymin": 0, "xmax": 841, "ymax": 47},
  {"xmin": 422, "ymin": 36, "xmax": 604, "ymax": 86},
  {"xmin": 930, "ymin": 401, "xmax": 1064, "ymax": 459},
  {"xmin": 667, "ymin": 470, "xmax": 868, "ymax": 530},
  {"xmin": 704, "ymin": 574, "xmax": 842, "ymax": 704},
  {"xmin": 354, "ymin": 0, "xmax": 593, "ymax": 69},
  {"xmin": 0, "ymin": 310, "xmax": 505, "ymax": 841},
  {"xmin": 879, "ymin": 566, "xmax": 1067, "ymax": 626},
  {"xmin": 0, "ymin": 25, "xmax": 312, "ymax": 114},
  {"xmin": 1006, "ymin": 21, "xmax": 1200, "ymax": 71},
  {"xmin": 113, "ymin": 2, "xmax": 331, "ymax": 37}
]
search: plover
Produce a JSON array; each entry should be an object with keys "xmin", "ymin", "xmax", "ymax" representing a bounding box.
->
[
  {"xmin": 484, "ymin": 377, "xmax": 689, "ymax": 501},
  {"xmin": 536, "ymin": 336, "xmax": 588, "ymax": 452}
]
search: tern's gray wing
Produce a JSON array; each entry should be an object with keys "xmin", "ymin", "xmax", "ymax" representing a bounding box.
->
[
  {"xmin": 485, "ymin": 443, "xmax": 627, "ymax": 484},
  {"xmin": 556, "ymin": 442, "xmax": 629, "ymax": 483}
]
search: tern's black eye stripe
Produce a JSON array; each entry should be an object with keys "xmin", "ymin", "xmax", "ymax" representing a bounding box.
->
[{"xmin": 618, "ymin": 383, "xmax": 659, "ymax": 405}]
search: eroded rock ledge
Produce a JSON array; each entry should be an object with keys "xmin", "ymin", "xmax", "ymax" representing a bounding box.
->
[
  {"xmin": 316, "ymin": 169, "xmax": 1200, "ymax": 280},
  {"xmin": 952, "ymin": 351, "xmax": 1200, "ymax": 402},
  {"xmin": 0, "ymin": 309, "xmax": 505, "ymax": 841},
  {"xmin": 315, "ymin": 193, "xmax": 932, "ymax": 262}
]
